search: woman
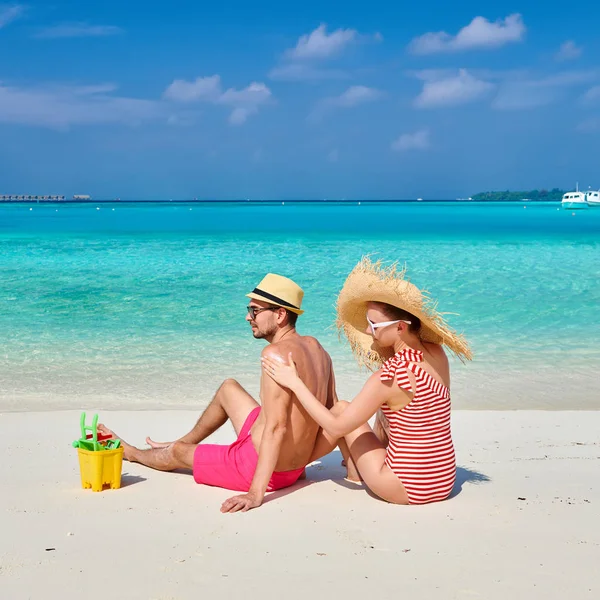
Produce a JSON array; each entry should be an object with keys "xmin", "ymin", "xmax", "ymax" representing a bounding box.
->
[{"xmin": 262, "ymin": 257, "xmax": 472, "ymax": 505}]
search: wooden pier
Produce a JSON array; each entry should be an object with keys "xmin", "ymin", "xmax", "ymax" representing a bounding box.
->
[{"xmin": 0, "ymin": 195, "xmax": 67, "ymax": 201}]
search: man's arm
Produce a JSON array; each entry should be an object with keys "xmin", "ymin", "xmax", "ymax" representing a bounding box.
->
[
  {"xmin": 220, "ymin": 347, "xmax": 292, "ymax": 513},
  {"xmin": 325, "ymin": 354, "xmax": 338, "ymax": 410}
]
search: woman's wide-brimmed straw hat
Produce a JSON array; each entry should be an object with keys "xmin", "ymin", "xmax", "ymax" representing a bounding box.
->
[{"xmin": 336, "ymin": 257, "xmax": 472, "ymax": 369}]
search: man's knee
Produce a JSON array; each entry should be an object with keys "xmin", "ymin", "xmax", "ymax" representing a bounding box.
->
[
  {"xmin": 170, "ymin": 441, "xmax": 188, "ymax": 461},
  {"xmin": 220, "ymin": 378, "xmax": 241, "ymax": 392},
  {"xmin": 168, "ymin": 441, "xmax": 196, "ymax": 469}
]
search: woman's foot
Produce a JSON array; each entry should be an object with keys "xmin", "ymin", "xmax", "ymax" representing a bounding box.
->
[{"xmin": 344, "ymin": 459, "xmax": 363, "ymax": 482}]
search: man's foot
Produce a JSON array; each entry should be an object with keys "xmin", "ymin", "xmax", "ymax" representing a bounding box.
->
[
  {"xmin": 145, "ymin": 437, "xmax": 172, "ymax": 449},
  {"xmin": 97, "ymin": 424, "xmax": 136, "ymax": 461}
]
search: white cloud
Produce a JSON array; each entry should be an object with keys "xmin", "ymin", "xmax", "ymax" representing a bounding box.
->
[
  {"xmin": 414, "ymin": 69, "xmax": 494, "ymax": 108},
  {"xmin": 555, "ymin": 40, "xmax": 582, "ymax": 62},
  {"xmin": 71, "ymin": 83, "xmax": 119, "ymax": 95},
  {"xmin": 309, "ymin": 85, "xmax": 381, "ymax": 122},
  {"xmin": 272, "ymin": 23, "xmax": 379, "ymax": 85},
  {"xmin": 409, "ymin": 14, "xmax": 525, "ymax": 54},
  {"xmin": 329, "ymin": 85, "xmax": 381, "ymax": 107},
  {"xmin": 219, "ymin": 82, "xmax": 270, "ymax": 106},
  {"xmin": 163, "ymin": 76, "xmax": 271, "ymax": 125},
  {"xmin": 34, "ymin": 22, "xmax": 124, "ymax": 39},
  {"xmin": 166, "ymin": 112, "xmax": 198, "ymax": 127},
  {"xmin": 391, "ymin": 129, "xmax": 430, "ymax": 152},
  {"xmin": 493, "ymin": 71, "xmax": 597, "ymax": 110},
  {"xmin": 0, "ymin": 83, "xmax": 162, "ymax": 129},
  {"xmin": 221, "ymin": 82, "xmax": 272, "ymax": 124},
  {"xmin": 268, "ymin": 63, "xmax": 348, "ymax": 82},
  {"xmin": 581, "ymin": 85, "xmax": 600, "ymax": 105},
  {"xmin": 287, "ymin": 24, "xmax": 358, "ymax": 60},
  {"xmin": 163, "ymin": 75, "xmax": 222, "ymax": 102},
  {"xmin": 0, "ymin": 3, "xmax": 24, "ymax": 28}
]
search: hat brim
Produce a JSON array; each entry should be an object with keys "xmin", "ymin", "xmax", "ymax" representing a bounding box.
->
[
  {"xmin": 336, "ymin": 258, "xmax": 472, "ymax": 369},
  {"xmin": 246, "ymin": 292, "xmax": 304, "ymax": 315}
]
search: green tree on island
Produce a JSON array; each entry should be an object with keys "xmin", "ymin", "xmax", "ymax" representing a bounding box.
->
[{"xmin": 471, "ymin": 189, "xmax": 565, "ymax": 202}]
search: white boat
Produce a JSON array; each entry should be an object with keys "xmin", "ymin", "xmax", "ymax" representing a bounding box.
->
[
  {"xmin": 562, "ymin": 185, "xmax": 588, "ymax": 209},
  {"xmin": 585, "ymin": 189, "xmax": 600, "ymax": 207}
]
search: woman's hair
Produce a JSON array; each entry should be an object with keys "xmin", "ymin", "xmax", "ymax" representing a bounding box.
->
[{"xmin": 373, "ymin": 301, "xmax": 421, "ymax": 334}]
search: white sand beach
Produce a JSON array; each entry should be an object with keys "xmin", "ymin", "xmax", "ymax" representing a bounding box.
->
[{"xmin": 1, "ymin": 409, "xmax": 598, "ymax": 600}]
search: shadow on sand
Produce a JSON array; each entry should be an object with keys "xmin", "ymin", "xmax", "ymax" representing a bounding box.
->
[
  {"xmin": 120, "ymin": 473, "xmax": 147, "ymax": 488},
  {"xmin": 118, "ymin": 450, "xmax": 490, "ymax": 502},
  {"xmin": 264, "ymin": 454, "xmax": 491, "ymax": 505},
  {"xmin": 263, "ymin": 450, "xmax": 361, "ymax": 505},
  {"xmin": 449, "ymin": 466, "xmax": 491, "ymax": 498}
]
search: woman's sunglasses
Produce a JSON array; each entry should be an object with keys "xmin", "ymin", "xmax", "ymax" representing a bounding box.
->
[{"xmin": 367, "ymin": 316, "xmax": 411, "ymax": 336}]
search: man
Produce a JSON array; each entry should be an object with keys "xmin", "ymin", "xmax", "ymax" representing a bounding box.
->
[{"xmin": 99, "ymin": 273, "xmax": 336, "ymax": 513}]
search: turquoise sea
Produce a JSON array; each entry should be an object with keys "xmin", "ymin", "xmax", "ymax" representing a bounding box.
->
[{"xmin": 1, "ymin": 201, "xmax": 599, "ymax": 411}]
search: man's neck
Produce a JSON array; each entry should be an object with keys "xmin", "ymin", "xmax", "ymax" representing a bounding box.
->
[{"xmin": 268, "ymin": 325, "xmax": 297, "ymax": 344}]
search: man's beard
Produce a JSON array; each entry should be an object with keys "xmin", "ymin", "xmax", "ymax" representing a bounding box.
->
[{"xmin": 252, "ymin": 325, "xmax": 276, "ymax": 339}]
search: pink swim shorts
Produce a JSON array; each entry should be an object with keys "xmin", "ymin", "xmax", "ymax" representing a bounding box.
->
[{"xmin": 193, "ymin": 407, "xmax": 305, "ymax": 492}]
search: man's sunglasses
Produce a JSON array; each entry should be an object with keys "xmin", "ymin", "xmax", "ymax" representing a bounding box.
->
[{"xmin": 247, "ymin": 305, "xmax": 279, "ymax": 319}]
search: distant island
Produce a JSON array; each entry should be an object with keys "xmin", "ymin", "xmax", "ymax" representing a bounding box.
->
[{"xmin": 471, "ymin": 189, "xmax": 565, "ymax": 202}]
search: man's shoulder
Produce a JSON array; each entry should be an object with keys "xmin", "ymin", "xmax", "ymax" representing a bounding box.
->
[{"xmin": 261, "ymin": 335, "xmax": 326, "ymax": 359}]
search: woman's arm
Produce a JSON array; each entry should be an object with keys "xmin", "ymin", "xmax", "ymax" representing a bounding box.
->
[{"xmin": 261, "ymin": 353, "xmax": 391, "ymax": 439}]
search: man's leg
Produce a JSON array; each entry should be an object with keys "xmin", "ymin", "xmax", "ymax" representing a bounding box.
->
[
  {"xmin": 146, "ymin": 379, "xmax": 259, "ymax": 448},
  {"xmin": 96, "ymin": 425, "xmax": 197, "ymax": 471}
]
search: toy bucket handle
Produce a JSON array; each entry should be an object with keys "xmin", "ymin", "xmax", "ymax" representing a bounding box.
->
[{"xmin": 79, "ymin": 412, "xmax": 99, "ymax": 444}]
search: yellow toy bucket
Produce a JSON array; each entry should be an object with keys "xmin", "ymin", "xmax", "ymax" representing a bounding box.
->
[{"xmin": 77, "ymin": 446, "xmax": 124, "ymax": 491}]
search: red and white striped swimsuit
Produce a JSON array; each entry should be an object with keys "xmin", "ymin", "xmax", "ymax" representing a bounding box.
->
[{"xmin": 379, "ymin": 348, "xmax": 456, "ymax": 504}]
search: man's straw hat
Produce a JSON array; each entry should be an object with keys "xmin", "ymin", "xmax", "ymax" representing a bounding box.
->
[
  {"xmin": 247, "ymin": 273, "xmax": 305, "ymax": 315},
  {"xmin": 336, "ymin": 257, "xmax": 472, "ymax": 369}
]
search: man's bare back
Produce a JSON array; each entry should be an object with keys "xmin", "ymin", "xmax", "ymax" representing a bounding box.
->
[{"xmin": 251, "ymin": 333, "xmax": 333, "ymax": 472}]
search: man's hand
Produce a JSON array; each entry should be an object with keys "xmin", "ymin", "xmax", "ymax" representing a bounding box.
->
[{"xmin": 220, "ymin": 491, "xmax": 263, "ymax": 514}]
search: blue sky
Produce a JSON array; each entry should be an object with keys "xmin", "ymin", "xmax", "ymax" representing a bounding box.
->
[{"xmin": 1, "ymin": 1, "xmax": 599, "ymax": 199}]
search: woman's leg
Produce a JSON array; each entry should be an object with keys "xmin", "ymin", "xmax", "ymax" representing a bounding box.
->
[
  {"xmin": 342, "ymin": 422, "xmax": 409, "ymax": 505},
  {"xmin": 308, "ymin": 402, "xmax": 409, "ymax": 504},
  {"xmin": 308, "ymin": 402, "xmax": 361, "ymax": 481},
  {"xmin": 341, "ymin": 409, "xmax": 388, "ymax": 481},
  {"xmin": 374, "ymin": 409, "xmax": 390, "ymax": 447}
]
